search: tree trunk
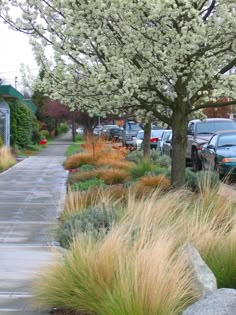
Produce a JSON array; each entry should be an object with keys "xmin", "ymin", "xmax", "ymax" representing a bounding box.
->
[
  {"xmin": 171, "ymin": 111, "xmax": 188, "ymax": 188},
  {"xmin": 143, "ymin": 121, "xmax": 151, "ymax": 159},
  {"xmin": 71, "ymin": 111, "xmax": 76, "ymax": 142}
]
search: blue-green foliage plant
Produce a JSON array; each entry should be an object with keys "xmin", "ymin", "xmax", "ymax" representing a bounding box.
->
[
  {"xmin": 58, "ymin": 205, "xmax": 118, "ymax": 249},
  {"xmin": 71, "ymin": 178, "xmax": 107, "ymax": 191},
  {"xmin": 127, "ymin": 149, "xmax": 171, "ymax": 168}
]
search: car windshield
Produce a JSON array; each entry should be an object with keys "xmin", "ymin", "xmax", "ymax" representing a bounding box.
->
[
  {"xmin": 126, "ymin": 122, "xmax": 143, "ymax": 131},
  {"xmin": 196, "ymin": 121, "xmax": 236, "ymax": 135},
  {"xmin": 218, "ymin": 133, "xmax": 236, "ymax": 147},
  {"xmin": 103, "ymin": 125, "xmax": 117, "ymax": 130},
  {"xmin": 163, "ymin": 131, "xmax": 172, "ymax": 140}
]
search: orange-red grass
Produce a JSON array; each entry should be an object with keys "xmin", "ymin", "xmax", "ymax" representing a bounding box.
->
[
  {"xmin": 98, "ymin": 169, "xmax": 130, "ymax": 184},
  {"xmin": 96, "ymin": 158, "xmax": 134, "ymax": 170},
  {"xmin": 135, "ymin": 175, "xmax": 171, "ymax": 197},
  {"xmin": 69, "ymin": 170, "xmax": 98, "ymax": 183},
  {"xmin": 64, "ymin": 153, "xmax": 98, "ymax": 170}
]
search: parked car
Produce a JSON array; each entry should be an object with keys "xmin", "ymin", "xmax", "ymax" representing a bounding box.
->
[
  {"xmin": 93, "ymin": 126, "xmax": 103, "ymax": 136},
  {"xmin": 159, "ymin": 130, "xmax": 172, "ymax": 154},
  {"xmin": 76, "ymin": 127, "xmax": 84, "ymax": 135},
  {"xmin": 149, "ymin": 129, "xmax": 164, "ymax": 149},
  {"xmin": 133, "ymin": 129, "xmax": 164, "ymax": 150},
  {"xmin": 162, "ymin": 133, "xmax": 172, "ymax": 157},
  {"xmin": 186, "ymin": 118, "xmax": 236, "ymax": 171},
  {"xmin": 132, "ymin": 130, "xmax": 145, "ymax": 150},
  {"xmin": 107, "ymin": 127, "xmax": 123, "ymax": 141},
  {"xmin": 122, "ymin": 120, "xmax": 143, "ymax": 146},
  {"xmin": 201, "ymin": 130, "xmax": 236, "ymax": 178}
]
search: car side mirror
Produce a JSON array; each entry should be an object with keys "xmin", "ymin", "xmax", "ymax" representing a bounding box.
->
[{"xmin": 207, "ymin": 144, "xmax": 215, "ymax": 150}]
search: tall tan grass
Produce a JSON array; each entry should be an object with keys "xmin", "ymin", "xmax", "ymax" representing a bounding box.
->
[
  {"xmin": 61, "ymin": 186, "xmax": 127, "ymax": 222},
  {"xmin": 34, "ymin": 226, "xmax": 197, "ymax": 314},
  {"xmin": 34, "ymin": 179, "xmax": 236, "ymax": 313},
  {"xmin": 0, "ymin": 146, "xmax": 16, "ymax": 171}
]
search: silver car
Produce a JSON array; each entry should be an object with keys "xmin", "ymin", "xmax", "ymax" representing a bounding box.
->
[
  {"xmin": 159, "ymin": 130, "xmax": 172, "ymax": 154},
  {"xmin": 162, "ymin": 133, "xmax": 172, "ymax": 157}
]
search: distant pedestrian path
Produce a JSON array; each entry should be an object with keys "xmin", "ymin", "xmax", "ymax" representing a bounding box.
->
[
  {"xmin": 37, "ymin": 132, "xmax": 72, "ymax": 156},
  {"xmin": 0, "ymin": 132, "xmax": 72, "ymax": 314}
]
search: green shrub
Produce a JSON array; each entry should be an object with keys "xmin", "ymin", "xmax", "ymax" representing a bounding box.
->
[
  {"xmin": 58, "ymin": 205, "xmax": 118, "ymax": 249},
  {"xmin": 39, "ymin": 130, "xmax": 49, "ymax": 139},
  {"xmin": 197, "ymin": 170, "xmax": 220, "ymax": 191},
  {"xmin": 76, "ymin": 134, "xmax": 84, "ymax": 142},
  {"xmin": 78, "ymin": 164, "xmax": 96, "ymax": 172},
  {"xmin": 200, "ymin": 235, "xmax": 236, "ymax": 289},
  {"xmin": 150, "ymin": 149, "xmax": 171, "ymax": 168},
  {"xmin": 32, "ymin": 129, "xmax": 41, "ymax": 144},
  {"xmin": 57, "ymin": 123, "xmax": 69, "ymax": 135},
  {"xmin": 185, "ymin": 169, "xmax": 220, "ymax": 192},
  {"xmin": 148, "ymin": 167, "xmax": 171, "ymax": 178},
  {"xmin": 185, "ymin": 168, "xmax": 198, "ymax": 191},
  {"xmin": 71, "ymin": 178, "xmax": 107, "ymax": 191},
  {"xmin": 127, "ymin": 149, "xmax": 171, "ymax": 168},
  {"xmin": 130, "ymin": 159, "xmax": 156, "ymax": 179},
  {"xmin": 9, "ymin": 101, "xmax": 37, "ymax": 148},
  {"xmin": 126, "ymin": 150, "xmax": 144, "ymax": 163}
]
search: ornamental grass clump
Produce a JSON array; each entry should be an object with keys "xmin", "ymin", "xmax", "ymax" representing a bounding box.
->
[
  {"xmin": 34, "ymin": 226, "xmax": 197, "ymax": 314},
  {"xmin": 134, "ymin": 174, "xmax": 171, "ymax": 197},
  {"xmin": 61, "ymin": 187, "xmax": 126, "ymax": 222},
  {"xmin": 69, "ymin": 169, "xmax": 98, "ymax": 184},
  {"xmin": 96, "ymin": 158, "xmax": 134, "ymax": 170},
  {"xmin": 34, "ymin": 175, "xmax": 236, "ymax": 313},
  {"xmin": 97, "ymin": 168, "xmax": 130, "ymax": 184},
  {"xmin": 0, "ymin": 146, "xmax": 16, "ymax": 171},
  {"xmin": 64, "ymin": 152, "xmax": 98, "ymax": 170},
  {"xmin": 126, "ymin": 149, "xmax": 171, "ymax": 169},
  {"xmin": 129, "ymin": 159, "xmax": 156, "ymax": 179}
]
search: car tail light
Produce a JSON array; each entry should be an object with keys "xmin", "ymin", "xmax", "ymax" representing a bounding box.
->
[{"xmin": 150, "ymin": 137, "xmax": 158, "ymax": 143}]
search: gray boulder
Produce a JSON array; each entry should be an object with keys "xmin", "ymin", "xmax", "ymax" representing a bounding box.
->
[
  {"xmin": 183, "ymin": 243, "xmax": 217, "ymax": 297},
  {"xmin": 182, "ymin": 288, "xmax": 236, "ymax": 315}
]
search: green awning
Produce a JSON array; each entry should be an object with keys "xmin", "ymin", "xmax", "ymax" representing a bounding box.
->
[{"xmin": 0, "ymin": 85, "xmax": 24, "ymax": 100}]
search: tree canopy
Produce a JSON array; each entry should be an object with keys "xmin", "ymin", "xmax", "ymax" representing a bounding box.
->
[{"xmin": 1, "ymin": 0, "xmax": 236, "ymax": 186}]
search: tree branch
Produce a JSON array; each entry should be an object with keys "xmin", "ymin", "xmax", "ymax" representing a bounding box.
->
[{"xmin": 190, "ymin": 99, "xmax": 236, "ymax": 113}]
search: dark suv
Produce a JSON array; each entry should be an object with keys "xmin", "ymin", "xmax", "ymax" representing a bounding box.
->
[
  {"xmin": 186, "ymin": 118, "xmax": 236, "ymax": 171},
  {"xmin": 122, "ymin": 120, "xmax": 143, "ymax": 147}
]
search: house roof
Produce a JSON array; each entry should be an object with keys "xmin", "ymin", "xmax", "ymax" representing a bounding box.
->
[{"xmin": 0, "ymin": 85, "xmax": 24, "ymax": 100}]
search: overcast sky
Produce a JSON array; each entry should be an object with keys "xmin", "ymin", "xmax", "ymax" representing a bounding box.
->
[{"xmin": 0, "ymin": 19, "xmax": 38, "ymax": 91}]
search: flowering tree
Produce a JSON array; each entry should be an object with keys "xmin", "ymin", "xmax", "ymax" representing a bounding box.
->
[{"xmin": 1, "ymin": 0, "xmax": 236, "ymax": 186}]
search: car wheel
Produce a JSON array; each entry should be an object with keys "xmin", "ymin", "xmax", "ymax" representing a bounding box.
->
[{"xmin": 192, "ymin": 149, "xmax": 202, "ymax": 172}]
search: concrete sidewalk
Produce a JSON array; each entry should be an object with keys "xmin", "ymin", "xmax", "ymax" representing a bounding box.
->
[{"xmin": 0, "ymin": 133, "xmax": 72, "ymax": 314}]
